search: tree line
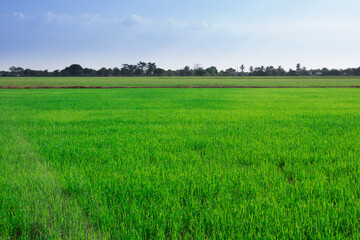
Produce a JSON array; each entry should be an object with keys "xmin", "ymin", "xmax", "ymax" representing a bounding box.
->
[{"xmin": 2, "ymin": 62, "xmax": 360, "ymax": 77}]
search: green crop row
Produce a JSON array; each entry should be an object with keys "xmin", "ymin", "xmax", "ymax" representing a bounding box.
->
[
  {"xmin": 1, "ymin": 88, "xmax": 359, "ymax": 239},
  {"xmin": 1, "ymin": 76, "xmax": 360, "ymax": 87}
]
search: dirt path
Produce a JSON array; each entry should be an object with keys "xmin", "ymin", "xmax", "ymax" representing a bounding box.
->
[{"xmin": 1, "ymin": 85, "xmax": 360, "ymax": 89}]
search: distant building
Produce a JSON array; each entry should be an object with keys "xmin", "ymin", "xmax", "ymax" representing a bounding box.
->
[
  {"xmin": 309, "ymin": 70, "xmax": 323, "ymax": 76},
  {"xmin": 226, "ymin": 68, "xmax": 237, "ymax": 76}
]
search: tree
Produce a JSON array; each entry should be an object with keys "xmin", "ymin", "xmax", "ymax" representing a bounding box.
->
[
  {"xmin": 205, "ymin": 66, "xmax": 218, "ymax": 76},
  {"xmin": 125, "ymin": 65, "xmax": 137, "ymax": 76},
  {"xmin": 107, "ymin": 68, "xmax": 114, "ymax": 76},
  {"xmin": 137, "ymin": 61, "xmax": 147, "ymax": 71},
  {"xmin": 253, "ymin": 67, "xmax": 265, "ymax": 76},
  {"xmin": 288, "ymin": 69, "xmax": 297, "ymax": 76},
  {"xmin": 180, "ymin": 66, "xmax": 193, "ymax": 76},
  {"xmin": 83, "ymin": 68, "xmax": 97, "ymax": 76},
  {"xmin": 66, "ymin": 64, "xmax": 84, "ymax": 76},
  {"xmin": 321, "ymin": 68, "xmax": 330, "ymax": 76},
  {"xmin": 146, "ymin": 62, "xmax": 157, "ymax": 76},
  {"xmin": 329, "ymin": 69, "xmax": 340, "ymax": 76},
  {"xmin": 296, "ymin": 63, "xmax": 301, "ymax": 72},
  {"xmin": 265, "ymin": 66, "xmax": 276, "ymax": 76},
  {"xmin": 277, "ymin": 66, "xmax": 285, "ymax": 76},
  {"xmin": 136, "ymin": 61, "xmax": 147, "ymax": 76},
  {"xmin": 113, "ymin": 67, "xmax": 121, "ymax": 76},
  {"xmin": 121, "ymin": 64, "xmax": 130, "ymax": 76},
  {"xmin": 153, "ymin": 68, "xmax": 166, "ymax": 76},
  {"xmin": 53, "ymin": 70, "xmax": 60, "ymax": 76},
  {"xmin": 240, "ymin": 64, "xmax": 245, "ymax": 75},
  {"xmin": 23, "ymin": 68, "xmax": 33, "ymax": 77},
  {"xmin": 300, "ymin": 67, "xmax": 307, "ymax": 76},
  {"xmin": 194, "ymin": 67, "xmax": 207, "ymax": 76},
  {"xmin": 354, "ymin": 67, "xmax": 360, "ymax": 76},
  {"xmin": 166, "ymin": 69, "xmax": 176, "ymax": 76},
  {"xmin": 9, "ymin": 66, "xmax": 24, "ymax": 76},
  {"xmin": 97, "ymin": 67, "xmax": 109, "ymax": 76},
  {"xmin": 218, "ymin": 70, "xmax": 226, "ymax": 76},
  {"xmin": 134, "ymin": 68, "xmax": 144, "ymax": 76}
]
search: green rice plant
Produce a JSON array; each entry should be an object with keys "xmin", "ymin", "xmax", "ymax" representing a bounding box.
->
[
  {"xmin": 0, "ymin": 88, "xmax": 359, "ymax": 239},
  {"xmin": 0, "ymin": 76, "xmax": 360, "ymax": 87}
]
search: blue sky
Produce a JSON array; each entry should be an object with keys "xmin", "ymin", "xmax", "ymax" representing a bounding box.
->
[{"xmin": 1, "ymin": 0, "xmax": 360, "ymax": 71}]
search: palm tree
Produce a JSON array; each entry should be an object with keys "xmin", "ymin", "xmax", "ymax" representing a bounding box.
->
[{"xmin": 240, "ymin": 64, "xmax": 245, "ymax": 75}]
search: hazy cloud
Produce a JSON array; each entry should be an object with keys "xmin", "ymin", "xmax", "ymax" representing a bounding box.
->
[
  {"xmin": 122, "ymin": 14, "xmax": 151, "ymax": 26},
  {"xmin": 169, "ymin": 18, "xmax": 211, "ymax": 31},
  {"xmin": 45, "ymin": 12, "xmax": 76, "ymax": 24},
  {"xmin": 45, "ymin": 12, "xmax": 151, "ymax": 27},
  {"xmin": 169, "ymin": 18, "xmax": 190, "ymax": 29},
  {"xmin": 45, "ymin": 12, "xmax": 122, "ymax": 25},
  {"xmin": 12, "ymin": 12, "xmax": 26, "ymax": 20},
  {"xmin": 0, "ymin": 12, "xmax": 26, "ymax": 20}
]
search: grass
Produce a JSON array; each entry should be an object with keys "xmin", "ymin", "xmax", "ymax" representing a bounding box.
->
[
  {"xmin": 1, "ymin": 76, "xmax": 360, "ymax": 87},
  {"xmin": 1, "ymin": 88, "xmax": 360, "ymax": 238}
]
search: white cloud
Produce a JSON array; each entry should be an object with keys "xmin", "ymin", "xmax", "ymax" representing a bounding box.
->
[
  {"xmin": 45, "ymin": 12, "xmax": 121, "ymax": 25},
  {"xmin": 169, "ymin": 18, "xmax": 190, "ymax": 29},
  {"xmin": 12, "ymin": 12, "xmax": 26, "ymax": 20},
  {"xmin": 0, "ymin": 12, "xmax": 26, "ymax": 20},
  {"xmin": 122, "ymin": 14, "xmax": 151, "ymax": 26},
  {"xmin": 80, "ymin": 13, "xmax": 101, "ymax": 22},
  {"xmin": 45, "ymin": 12, "xmax": 150, "ymax": 27},
  {"xmin": 45, "ymin": 12, "xmax": 75, "ymax": 24},
  {"xmin": 169, "ymin": 18, "xmax": 212, "ymax": 31}
]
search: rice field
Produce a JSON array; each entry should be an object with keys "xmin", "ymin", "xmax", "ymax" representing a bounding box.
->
[
  {"xmin": 1, "ymin": 86, "xmax": 360, "ymax": 238},
  {"xmin": 1, "ymin": 76, "xmax": 360, "ymax": 87}
]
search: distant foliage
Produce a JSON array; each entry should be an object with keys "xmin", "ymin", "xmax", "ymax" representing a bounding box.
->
[{"xmin": 2, "ymin": 62, "xmax": 360, "ymax": 77}]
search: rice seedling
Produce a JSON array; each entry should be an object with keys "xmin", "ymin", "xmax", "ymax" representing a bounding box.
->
[{"xmin": 0, "ymin": 88, "xmax": 359, "ymax": 238}]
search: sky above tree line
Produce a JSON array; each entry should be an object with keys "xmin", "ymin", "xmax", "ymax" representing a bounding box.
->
[{"xmin": 1, "ymin": 0, "xmax": 360, "ymax": 71}]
